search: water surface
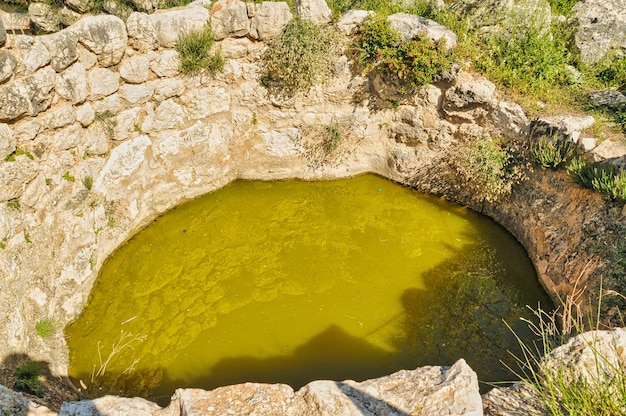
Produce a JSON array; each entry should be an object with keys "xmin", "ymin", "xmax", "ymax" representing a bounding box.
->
[{"xmin": 66, "ymin": 175, "xmax": 551, "ymax": 402}]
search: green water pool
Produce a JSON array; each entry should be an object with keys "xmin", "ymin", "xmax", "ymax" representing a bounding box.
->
[{"xmin": 65, "ymin": 174, "xmax": 552, "ymax": 403}]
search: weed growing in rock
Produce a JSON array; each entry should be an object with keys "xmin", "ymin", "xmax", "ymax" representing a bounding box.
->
[
  {"xmin": 6, "ymin": 198, "xmax": 20, "ymax": 211},
  {"xmin": 0, "ymin": 237, "xmax": 6, "ymax": 249},
  {"xmin": 261, "ymin": 18, "xmax": 342, "ymax": 96},
  {"xmin": 547, "ymin": 0, "xmax": 580, "ymax": 16},
  {"xmin": 13, "ymin": 361, "xmax": 44, "ymax": 397},
  {"xmin": 176, "ymin": 25, "xmax": 224, "ymax": 75},
  {"xmin": 529, "ymin": 134, "xmax": 576, "ymax": 169},
  {"xmin": 62, "ymin": 171, "xmax": 75, "ymax": 182},
  {"xmin": 354, "ymin": 16, "xmax": 457, "ymax": 94},
  {"xmin": 83, "ymin": 175, "xmax": 94, "ymax": 191},
  {"xmin": 35, "ymin": 319, "xmax": 56, "ymax": 338},
  {"xmin": 5, "ymin": 148, "xmax": 34, "ymax": 162},
  {"xmin": 322, "ymin": 122, "xmax": 342, "ymax": 153},
  {"xmin": 567, "ymin": 157, "xmax": 626, "ymax": 202}
]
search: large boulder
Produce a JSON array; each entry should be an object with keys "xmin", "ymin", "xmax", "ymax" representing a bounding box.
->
[
  {"xmin": 570, "ymin": 0, "xmax": 626, "ymax": 64},
  {"xmin": 388, "ymin": 13, "xmax": 458, "ymax": 48},
  {"xmin": 211, "ymin": 0, "xmax": 250, "ymax": 40},
  {"xmin": 296, "ymin": 0, "xmax": 332, "ymax": 25},
  {"xmin": 148, "ymin": 5, "xmax": 211, "ymax": 48},
  {"xmin": 73, "ymin": 15, "xmax": 128, "ymax": 67},
  {"xmin": 249, "ymin": 2, "xmax": 293, "ymax": 40},
  {"xmin": 60, "ymin": 395, "xmax": 161, "ymax": 415},
  {"xmin": 40, "ymin": 31, "xmax": 79, "ymax": 72}
]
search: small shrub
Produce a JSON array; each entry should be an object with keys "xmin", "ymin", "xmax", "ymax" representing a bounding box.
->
[
  {"xmin": 547, "ymin": 0, "xmax": 580, "ymax": 16},
  {"xmin": 354, "ymin": 16, "xmax": 457, "ymax": 93},
  {"xmin": 567, "ymin": 157, "xmax": 626, "ymax": 201},
  {"xmin": 262, "ymin": 18, "xmax": 341, "ymax": 96},
  {"xmin": 83, "ymin": 176, "xmax": 94, "ymax": 191},
  {"xmin": 453, "ymin": 137, "xmax": 526, "ymax": 203},
  {"xmin": 176, "ymin": 25, "xmax": 224, "ymax": 75},
  {"xmin": 7, "ymin": 198, "xmax": 20, "ymax": 211},
  {"xmin": 14, "ymin": 361, "xmax": 44, "ymax": 397},
  {"xmin": 322, "ymin": 123, "xmax": 342, "ymax": 153},
  {"xmin": 530, "ymin": 135, "xmax": 576, "ymax": 168},
  {"xmin": 35, "ymin": 319, "xmax": 56, "ymax": 338}
]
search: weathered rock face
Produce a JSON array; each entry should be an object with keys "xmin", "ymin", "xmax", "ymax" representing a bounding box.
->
[
  {"xmin": 296, "ymin": 0, "xmax": 333, "ymax": 25},
  {"xmin": 570, "ymin": 0, "xmax": 626, "ymax": 64}
]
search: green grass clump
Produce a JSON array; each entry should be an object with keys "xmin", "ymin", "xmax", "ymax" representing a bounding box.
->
[
  {"xmin": 83, "ymin": 175, "xmax": 94, "ymax": 191},
  {"xmin": 262, "ymin": 18, "xmax": 341, "ymax": 96},
  {"xmin": 530, "ymin": 135, "xmax": 576, "ymax": 168},
  {"xmin": 176, "ymin": 25, "xmax": 224, "ymax": 75},
  {"xmin": 322, "ymin": 123, "xmax": 342, "ymax": 153},
  {"xmin": 7, "ymin": 198, "xmax": 20, "ymax": 211},
  {"xmin": 547, "ymin": 0, "xmax": 579, "ymax": 16},
  {"xmin": 14, "ymin": 361, "xmax": 44, "ymax": 397},
  {"xmin": 567, "ymin": 157, "xmax": 626, "ymax": 201},
  {"xmin": 35, "ymin": 319, "xmax": 56, "ymax": 338},
  {"xmin": 354, "ymin": 16, "xmax": 457, "ymax": 93},
  {"xmin": 5, "ymin": 148, "xmax": 34, "ymax": 162}
]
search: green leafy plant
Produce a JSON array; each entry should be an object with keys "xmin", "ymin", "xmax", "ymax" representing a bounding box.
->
[
  {"xmin": 14, "ymin": 361, "xmax": 44, "ymax": 397},
  {"xmin": 547, "ymin": 0, "xmax": 580, "ymax": 16},
  {"xmin": 35, "ymin": 319, "xmax": 56, "ymax": 338},
  {"xmin": 322, "ymin": 122, "xmax": 342, "ymax": 153},
  {"xmin": 83, "ymin": 175, "xmax": 94, "ymax": 191},
  {"xmin": 568, "ymin": 157, "xmax": 626, "ymax": 201},
  {"xmin": 62, "ymin": 171, "xmax": 75, "ymax": 182},
  {"xmin": 176, "ymin": 25, "xmax": 224, "ymax": 75},
  {"xmin": 5, "ymin": 148, "xmax": 34, "ymax": 162},
  {"xmin": 453, "ymin": 137, "xmax": 526, "ymax": 203},
  {"xmin": 7, "ymin": 198, "xmax": 20, "ymax": 211},
  {"xmin": 530, "ymin": 134, "xmax": 576, "ymax": 168},
  {"xmin": 24, "ymin": 233, "xmax": 31, "ymax": 243},
  {"xmin": 262, "ymin": 18, "xmax": 341, "ymax": 96},
  {"xmin": 354, "ymin": 16, "xmax": 457, "ymax": 93}
]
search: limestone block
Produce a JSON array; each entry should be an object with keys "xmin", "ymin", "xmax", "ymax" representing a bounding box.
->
[
  {"xmin": 450, "ymin": 0, "xmax": 513, "ymax": 28},
  {"xmin": 591, "ymin": 139, "xmax": 626, "ymax": 163},
  {"xmin": 220, "ymin": 37, "xmax": 253, "ymax": 59},
  {"xmin": 148, "ymin": 6, "xmax": 211, "ymax": 48},
  {"xmin": 59, "ymin": 395, "xmax": 161, "ymax": 416},
  {"xmin": 571, "ymin": 0, "xmax": 626, "ymax": 64},
  {"xmin": 28, "ymin": 2, "xmax": 62, "ymax": 33},
  {"xmin": 150, "ymin": 78, "xmax": 185, "ymax": 101},
  {"xmin": 126, "ymin": 12, "xmax": 158, "ymax": 51},
  {"xmin": 115, "ymin": 107, "xmax": 144, "ymax": 140},
  {"xmin": 531, "ymin": 115, "xmax": 595, "ymax": 142},
  {"xmin": 85, "ymin": 122, "xmax": 111, "ymax": 155},
  {"xmin": 55, "ymin": 62, "xmax": 88, "ymax": 104},
  {"xmin": 579, "ymin": 137, "xmax": 597, "ymax": 152},
  {"xmin": 249, "ymin": 2, "xmax": 293, "ymax": 40},
  {"xmin": 0, "ymin": 67, "xmax": 55, "ymax": 121},
  {"xmin": 78, "ymin": 48, "xmax": 98, "ymax": 69},
  {"xmin": 482, "ymin": 383, "xmax": 545, "ymax": 416},
  {"xmin": 588, "ymin": 90, "xmax": 626, "ymax": 108},
  {"xmin": 444, "ymin": 79, "xmax": 497, "ymax": 110},
  {"xmin": 336, "ymin": 10, "xmax": 373, "ymax": 35},
  {"xmin": 296, "ymin": 0, "xmax": 332, "ymax": 24},
  {"xmin": 211, "ymin": 0, "xmax": 250, "ymax": 40},
  {"xmin": 0, "ymin": 156, "xmax": 37, "ymax": 202},
  {"xmin": 42, "ymin": 105, "xmax": 76, "ymax": 130},
  {"xmin": 52, "ymin": 123, "xmax": 83, "ymax": 151},
  {"xmin": 92, "ymin": 94, "xmax": 122, "ymax": 115},
  {"xmin": 93, "ymin": 135, "xmax": 152, "ymax": 195},
  {"xmin": 40, "ymin": 31, "xmax": 79, "ymax": 72},
  {"xmin": 120, "ymin": 55, "xmax": 150, "ymax": 84},
  {"xmin": 0, "ymin": 384, "xmax": 29, "ymax": 416},
  {"xmin": 88, "ymin": 67, "xmax": 120, "ymax": 99},
  {"xmin": 181, "ymin": 86, "xmax": 231, "ymax": 119},
  {"xmin": 76, "ymin": 102, "xmax": 95, "ymax": 127},
  {"xmin": 0, "ymin": 123, "xmax": 16, "ymax": 160},
  {"xmin": 149, "ymin": 50, "xmax": 180, "ymax": 78},
  {"xmin": 262, "ymin": 128, "xmax": 303, "ymax": 156},
  {"xmin": 119, "ymin": 83, "xmax": 154, "ymax": 105},
  {"xmin": 14, "ymin": 120, "xmax": 41, "ymax": 141},
  {"xmin": 388, "ymin": 13, "xmax": 457, "ymax": 48},
  {"xmin": 141, "ymin": 99, "xmax": 185, "ymax": 133},
  {"xmin": 15, "ymin": 36, "xmax": 51, "ymax": 74},
  {"xmin": 73, "ymin": 15, "xmax": 128, "ymax": 67},
  {"xmin": 65, "ymin": 0, "xmax": 92, "ymax": 13},
  {"xmin": 490, "ymin": 101, "xmax": 529, "ymax": 142},
  {"xmin": 0, "ymin": 50, "xmax": 17, "ymax": 84}
]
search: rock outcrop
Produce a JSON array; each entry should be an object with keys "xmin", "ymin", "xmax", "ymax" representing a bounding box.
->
[{"xmin": 570, "ymin": 0, "xmax": 626, "ymax": 64}]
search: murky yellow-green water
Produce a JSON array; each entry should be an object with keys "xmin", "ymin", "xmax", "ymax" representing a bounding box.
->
[{"xmin": 66, "ymin": 175, "xmax": 551, "ymax": 403}]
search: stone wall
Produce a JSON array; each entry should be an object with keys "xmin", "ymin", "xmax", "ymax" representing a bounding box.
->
[{"xmin": 0, "ymin": 0, "xmax": 622, "ymax": 410}]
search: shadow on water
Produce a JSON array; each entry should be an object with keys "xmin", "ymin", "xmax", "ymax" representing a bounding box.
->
[{"xmin": 147, "ymin": 239, "xmax": 552, "ymax": 404}]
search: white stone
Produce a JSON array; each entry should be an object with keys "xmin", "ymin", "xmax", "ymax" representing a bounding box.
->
[
  {"xmin": 263, "ymin": 128, "xmax": 303, "ymax": 156},
  {"xmin": 148, "ymin": 6, "xmax": 211, "ymax": 48},
  {"xmin": 0, "ymin": 123, "xmax": 16, "ymax": 160},
  {"xmin": 94, "ymin": 135, "xmax": 152, "ymax": 194},
  {"xmin": 141, "ymin": 99, "xmax": 185, "ymax": 133},
  {"xmin": 211, "ymin": 0, "xmax": 250, "ymax": 40},
  {"xmin": 42, "ymin": 105, "xmax": 76, "ymax": 130},
  {"xmin": 579, "ymin": 137, "xmax": 597, "ymax": 152},
  {"xmin": 115, "ymin": 107, "xmax": 144, "ymax": 140},
  {"xmin": 296, "ymin": 0, "xmax": 332, "ymax": 25},
  {"xmin": 73, "ymin": 15, "xmax": 128, "ymax": 67},
  {"xmin": 28, "ymin": 287, "xmax": 48, "ymax": 307},
  {"xmin": 85, "ymin": 122, "xmax": 110, "ymax": 155},
  {"xmin": 76, "ymin": 102, "xmax": 95, "ymax": 127},
  {"xmin": 15, "ymin": 36, "xmax": 51, "ymax": 74},
  {"xmin": 150, "ymin": 77, "xmax": 185, "ymax": 101},
  {"xmin": 53, "ymin": 123, "xmax": 83, "ymax": 151},
  {"xmin": 249, "ymin": 2, "xmax": 293, "ymax": 40},
  {"xmin": 571, "ymin": 0, "xmax": 626, "ymax": 64},
  {"xmin": 120, "ymin": 55, "xmax": 150, "ymax": 84},
  {"xmin": 55, "ymin": 62, "xmax": 88, "ymax": 104},
  {"xmin": 126, "ymin": 12, "xmax": 159, "ymax": 51},
  {"xmin": 88, "ymin": 67, "xmax": 120, "ymax": 99},
  {"xmin": 490, "ymin": 100, "xmax": 529, "ymax": 142},
  {"xmin": 78, "ymin": 47, "xmax": 98, "ymax": 69},
  {"xmin": 0, "ymin": 50, "xmax": 17, "ymax": 84},
  {"xmin": 149, "ymin": 50, "xmax": 180, "ymax": 78},
  {"xmin": 388, "ymin": 13, "xmax": 457, "ymax": 48},
  {"xmin": 220, "ymin": 37, "xmax": 252, "ymax": 59},
  {"xmin": 14, "ymin": 120, "xmax": 41, "ymax": 141},
  {"xmin": 92, "ymin": 94, "xmax": 122, "ymax": 115},
  {"xmin": 182, "ymin": 86, "xmax": 231, "ymax": 120},
  {"xmin": 336, "ymin": 10, "xmax": 374, "ymax": 35},
  {"xmin": 119, "ymin": 83, "xmax": 154, "ymax": 105}
]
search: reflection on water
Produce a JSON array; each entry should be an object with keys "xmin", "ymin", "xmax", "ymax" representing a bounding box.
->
[{"xmin": 65, "ymin": 175, "xmax": 552, "ymax": 404}]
